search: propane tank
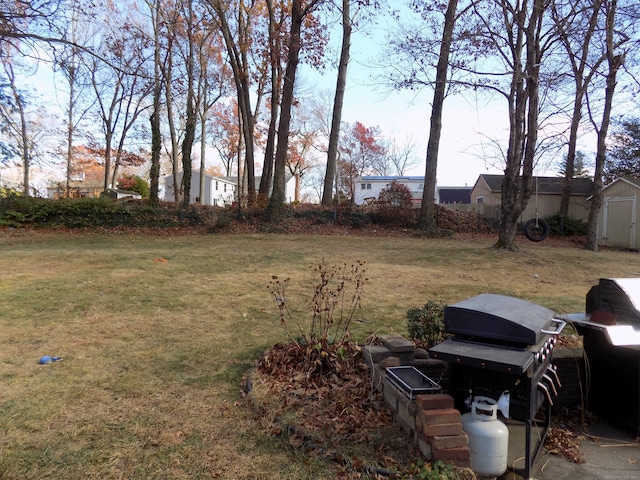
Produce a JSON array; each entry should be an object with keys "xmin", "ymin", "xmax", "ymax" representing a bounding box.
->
[{"xmin": 461, "ymin": 396, "xmax": 509, "ymax": 479}]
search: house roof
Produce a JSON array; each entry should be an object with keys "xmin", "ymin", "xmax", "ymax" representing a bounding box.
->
[
  {"xmin": 603, "ymin": 176, "xmax": 640, "ymax": 192},
  {"xmin": 438, "ymin": 187, "xmax": 472, "ymax": 203},
  {"xmin": 360, "ymin": 176, "xmax": 424, "ymax": 182},
  {"xmin": 477, "ymin": 174, "xmax": 594, "ymax": 196}
]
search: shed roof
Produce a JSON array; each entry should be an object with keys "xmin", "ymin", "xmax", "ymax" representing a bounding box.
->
[
  {"xmin": 603, "ymin": 177, "xmax": 640, "ymax": 192},
  {"xmin": 477, "ymin": 174, "xmax": 593, "ymax": 196}
]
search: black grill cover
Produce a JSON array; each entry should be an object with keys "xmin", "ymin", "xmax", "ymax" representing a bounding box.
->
[
  {"xmin": 444, "ymin": 294, "xmax": 555, "ymax": 345},
  {"xmin": 586, "ymin": 278, "xmax": 640, "ymax": 323}
]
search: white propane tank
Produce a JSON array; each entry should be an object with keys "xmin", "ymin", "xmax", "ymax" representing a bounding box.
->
[{"xmin": 461, "ymin": 396, "xmax": 509, "ymax": 479}]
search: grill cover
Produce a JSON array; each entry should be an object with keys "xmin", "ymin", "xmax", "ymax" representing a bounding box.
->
[
  {"xmin": 444, "ymin": 294, "xmax": 555, "ymax": 346},
  {"xmin": 586, "ymin": 278, "xmax": 640, "ymax": 323}
]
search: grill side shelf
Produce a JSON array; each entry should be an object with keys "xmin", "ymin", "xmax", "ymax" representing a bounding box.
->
[{"xmin": 429, "ymin": 339, "xmax": 534, "ymax": 375}]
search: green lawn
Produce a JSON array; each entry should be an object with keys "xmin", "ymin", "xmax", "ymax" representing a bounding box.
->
[{"xmin": 0, "ymin": 231, "xmax": 637, "ymax": 479}]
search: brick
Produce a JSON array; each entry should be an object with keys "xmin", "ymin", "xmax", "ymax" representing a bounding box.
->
[
  {"xmin": 423, "ymin": 422, "xmax": 463, "ymax": 437},
  {"xmin": 381, "ymin": 334, "xmax": 415, "ymax": 353},
  {"xmin": 416, "ymin": 393, "xmax": 454, "ymax": 411},
  {"xmin": 379, "ymin": 356, "xmax": 401, "ymax": 369},
  {"xmin": 429, "ymin": 432, "xmax": 468, "ymax": 450},
  {"xmin": 432, "ymin": 445, "xmax": 471, "ymax": 463},
  {"xmin": 421, "ymin": 408, "xmax": 461, "ymax": 425}
]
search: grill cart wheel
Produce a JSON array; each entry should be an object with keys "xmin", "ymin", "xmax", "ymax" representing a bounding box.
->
[{"xmin": 524, "ymin": 218, "xmax": 549, "ymax": 242}]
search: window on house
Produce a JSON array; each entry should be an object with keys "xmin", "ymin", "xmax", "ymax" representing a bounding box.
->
[
  {"xmin": 224, "ymin": 184, "xmax": 227, "ymax": 192},
  {"xmin": 366, "ymin": 183, "xmax": 371, "ymax": 190},
  {"xmin": 215, "ymin": 181, "xmax": 218, "ymax": 191},
  {"xmin": 477, "ymin": 196, "xmax": 484, "ymax": 204},
  {"xmin": 419, "ymin": 184, "xmax": 424, "ymax": 190}
]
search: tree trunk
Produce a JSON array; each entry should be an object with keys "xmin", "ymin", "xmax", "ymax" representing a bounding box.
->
[
  {"xmin": 418, "ymin": 0, "xmax": 458, "ymax": 229},
  {"xmin": 557, "ymin": 0, "xmax": 602, "ymax": 217},
  {"xmin": 493, "ymin": 0, "xmax": 543, "ymax": 250},
  {"xmin": 181, "ymin": 0, "xmax": 196, "ymax": 209},
  {"xmin": 586, "ymin": 0, "xmax": 622, "ymax": 251},
  {"xmin": 6, "ymin": 63, "xmax": 30, "ymax": 196},
  {"xmin": 259, "ymin": 0, "xmax": 281, "ymax": 202},
  {"xmin": 266, "ymin": 0, "xmax": 308, "ymax": 220},
  {"xmin": 148, "ymin": 0, "xmax": 162, "ymax": 207},
  {"xmin": 321, "ymin": 0, "xmax": 351, "ymax": 207}
]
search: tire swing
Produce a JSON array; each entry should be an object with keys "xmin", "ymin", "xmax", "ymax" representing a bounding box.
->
[{"xmin": 523, "ymin": 177, "xmax": 550, "ymax": 242}]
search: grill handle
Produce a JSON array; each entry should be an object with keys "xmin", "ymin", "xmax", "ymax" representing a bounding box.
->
[{"xmin": 541, "ymin": 318, "xmax": 566, "ymax": 335}]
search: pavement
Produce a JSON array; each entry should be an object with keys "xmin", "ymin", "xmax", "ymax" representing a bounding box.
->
[{"xmin": 498, "ymin": 419, "xmax": 640, "ymax": 480}]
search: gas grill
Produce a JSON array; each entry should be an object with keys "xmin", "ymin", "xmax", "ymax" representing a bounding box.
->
[
  {"xmin": 567, "ymin": 278, "xmax": 640, "ymax": 434},
  {"xmin": 429, "ymin": 294, "xmax": 565, "ymax": 479}
]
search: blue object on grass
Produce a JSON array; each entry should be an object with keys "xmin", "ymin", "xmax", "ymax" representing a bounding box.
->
[{"xmin": 38, "ymin": 356, "xmax": 63, "ymax": 364}]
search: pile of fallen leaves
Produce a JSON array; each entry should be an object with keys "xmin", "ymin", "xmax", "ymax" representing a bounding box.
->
[
  {"xmin": 544, "ymin": 407, "xmax": 599, "ymax": 464},
  {"xmin": 250, "ymin": 340, "xmax": 428, "ymax": 477}
]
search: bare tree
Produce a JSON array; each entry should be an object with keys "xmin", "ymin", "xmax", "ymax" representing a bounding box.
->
[
  {"xmin": 321, "ymin": 0, "xmax": 352, "ymax": 206},
  {"xmin": 387, "ymin": 136, "xmax": 419, "ymax": 176},
  {"xmin": 585, "ymin": 0, "xmax": 629, "ymax": 251},
  {"xmin": 418, "ymin": 0, "xmax": 460, "ymax": 229},
  {"xmin": 266, "ymin": 0, "xmax": 326, "ymax": 220},
  {"xmin": 87, "ymin": 11, "xmax": 153, "ymax": 192}
]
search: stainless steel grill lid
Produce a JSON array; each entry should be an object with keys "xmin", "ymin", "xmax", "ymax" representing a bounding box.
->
[{"xmin": 444, "ymin": 294, "xmax": 556, "ymax": 345}]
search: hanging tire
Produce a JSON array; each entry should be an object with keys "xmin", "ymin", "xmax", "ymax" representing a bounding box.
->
[{"xmin": 524, "ymin": 218, "xmax": 550, "ymax": 242}]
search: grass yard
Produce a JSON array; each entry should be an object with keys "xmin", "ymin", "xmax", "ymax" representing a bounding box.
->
[{"xmin": 1, "ymin": 231, "xmax": 638, "ymax": 479}]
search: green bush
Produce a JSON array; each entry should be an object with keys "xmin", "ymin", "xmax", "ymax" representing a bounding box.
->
[
  {"xmin": 407, "ymin": 300, "xmax": 449, "ymax": 349},
  {"xmin": 117, "ymin": 175, "xmax": 150, "ymax": 198},
  {"xmin": 544, "ymin": 214, "xmax": 588, "ymax": 236}
]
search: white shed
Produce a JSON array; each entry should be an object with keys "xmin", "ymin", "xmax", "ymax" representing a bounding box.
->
[{"xmin": 598, "ymin": 177, "xmax": 640, "ymax": 250}]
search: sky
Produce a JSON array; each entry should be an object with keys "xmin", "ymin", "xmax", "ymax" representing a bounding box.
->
[
  {"xmin": 3, "ymin": 6, "xmax": 602, "ymax": 196},
  {"xmin": 299, "ymin": 11, "xmax": 600, "ymax": 190}
]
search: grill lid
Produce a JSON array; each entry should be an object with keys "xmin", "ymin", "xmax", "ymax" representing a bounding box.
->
[
  {"xmin": 444, "ymin": 294, "xmax": 556, "ymax": 346},
  {"xmin": 586, "ymin": 278, "xmax": 640, "ymax": 323}
]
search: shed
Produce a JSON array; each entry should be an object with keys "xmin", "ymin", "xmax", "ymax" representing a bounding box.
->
[
  {"xmin": 598, "ymin": 177, "xmax": 640, "ymax": 250},
  {"xmin": 101, "ymin": 188, "xmax": 142, "ymax": 201},
  {"xmin": 469, "ymin": 174, "xmax": 593, "ymax": 222}
]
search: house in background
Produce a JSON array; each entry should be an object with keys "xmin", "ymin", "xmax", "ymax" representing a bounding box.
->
[
  {"xmin": 163, "ymin": 171, "xmax": 297, "ymax": 206},
  {"xmin": 354, "ymin": 176, "xmax": 426, "ymax": 206},
  {"xmin": 47, "ymin": 179, "xmax": 104, "ymax": 199},
  {"xmin": 597, "ymin": 177, "xmax": 640, "ymax": 250},
  {"xmin": 164, "ymin": 171, "xmax": 236, "ymax": 206},
  {"xmin": 468, "ymin": 174, "xmax": 593, "ymax": 222},
  {"xmin": 354, "ymin": 176, "xmax": 472, "ymax": 207}
]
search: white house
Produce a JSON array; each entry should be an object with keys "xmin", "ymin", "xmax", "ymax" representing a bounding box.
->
[
  {"xmin": 163, "ymin": 171, "xmax": 297, "ymax": 206},
  {"xmin": 354, "ymin": 176, "xmax": 427, "ymax": 206},
  {"xmin": 164, "ymin": 171, "xmax": 236, "ymax": 206}
]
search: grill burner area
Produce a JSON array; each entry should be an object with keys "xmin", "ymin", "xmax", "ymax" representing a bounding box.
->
[{"xmin": 429, "ymin": 294, "xmax": 565, "ymax": 479}]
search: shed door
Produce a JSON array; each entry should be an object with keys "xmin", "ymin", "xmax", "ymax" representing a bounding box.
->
[{"xmin": 602, "ymin": 196, "xmax": 636, "ymax": 248}]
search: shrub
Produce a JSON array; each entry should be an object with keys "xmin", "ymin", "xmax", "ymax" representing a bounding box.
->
[
  {"xmin": 407, "ymin": 300, "xmax": 449, "ymax": 349},
  {"xmin": 544, "ymin": 213, "xmax": 588, "ymax": 236},
  {"xmin": 117, "ymin": 175, "xmax": 150, "ymax": 198},
  {"xmin": 376, "ymin": 181, "xmax": 415, "ymax": 226}
]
